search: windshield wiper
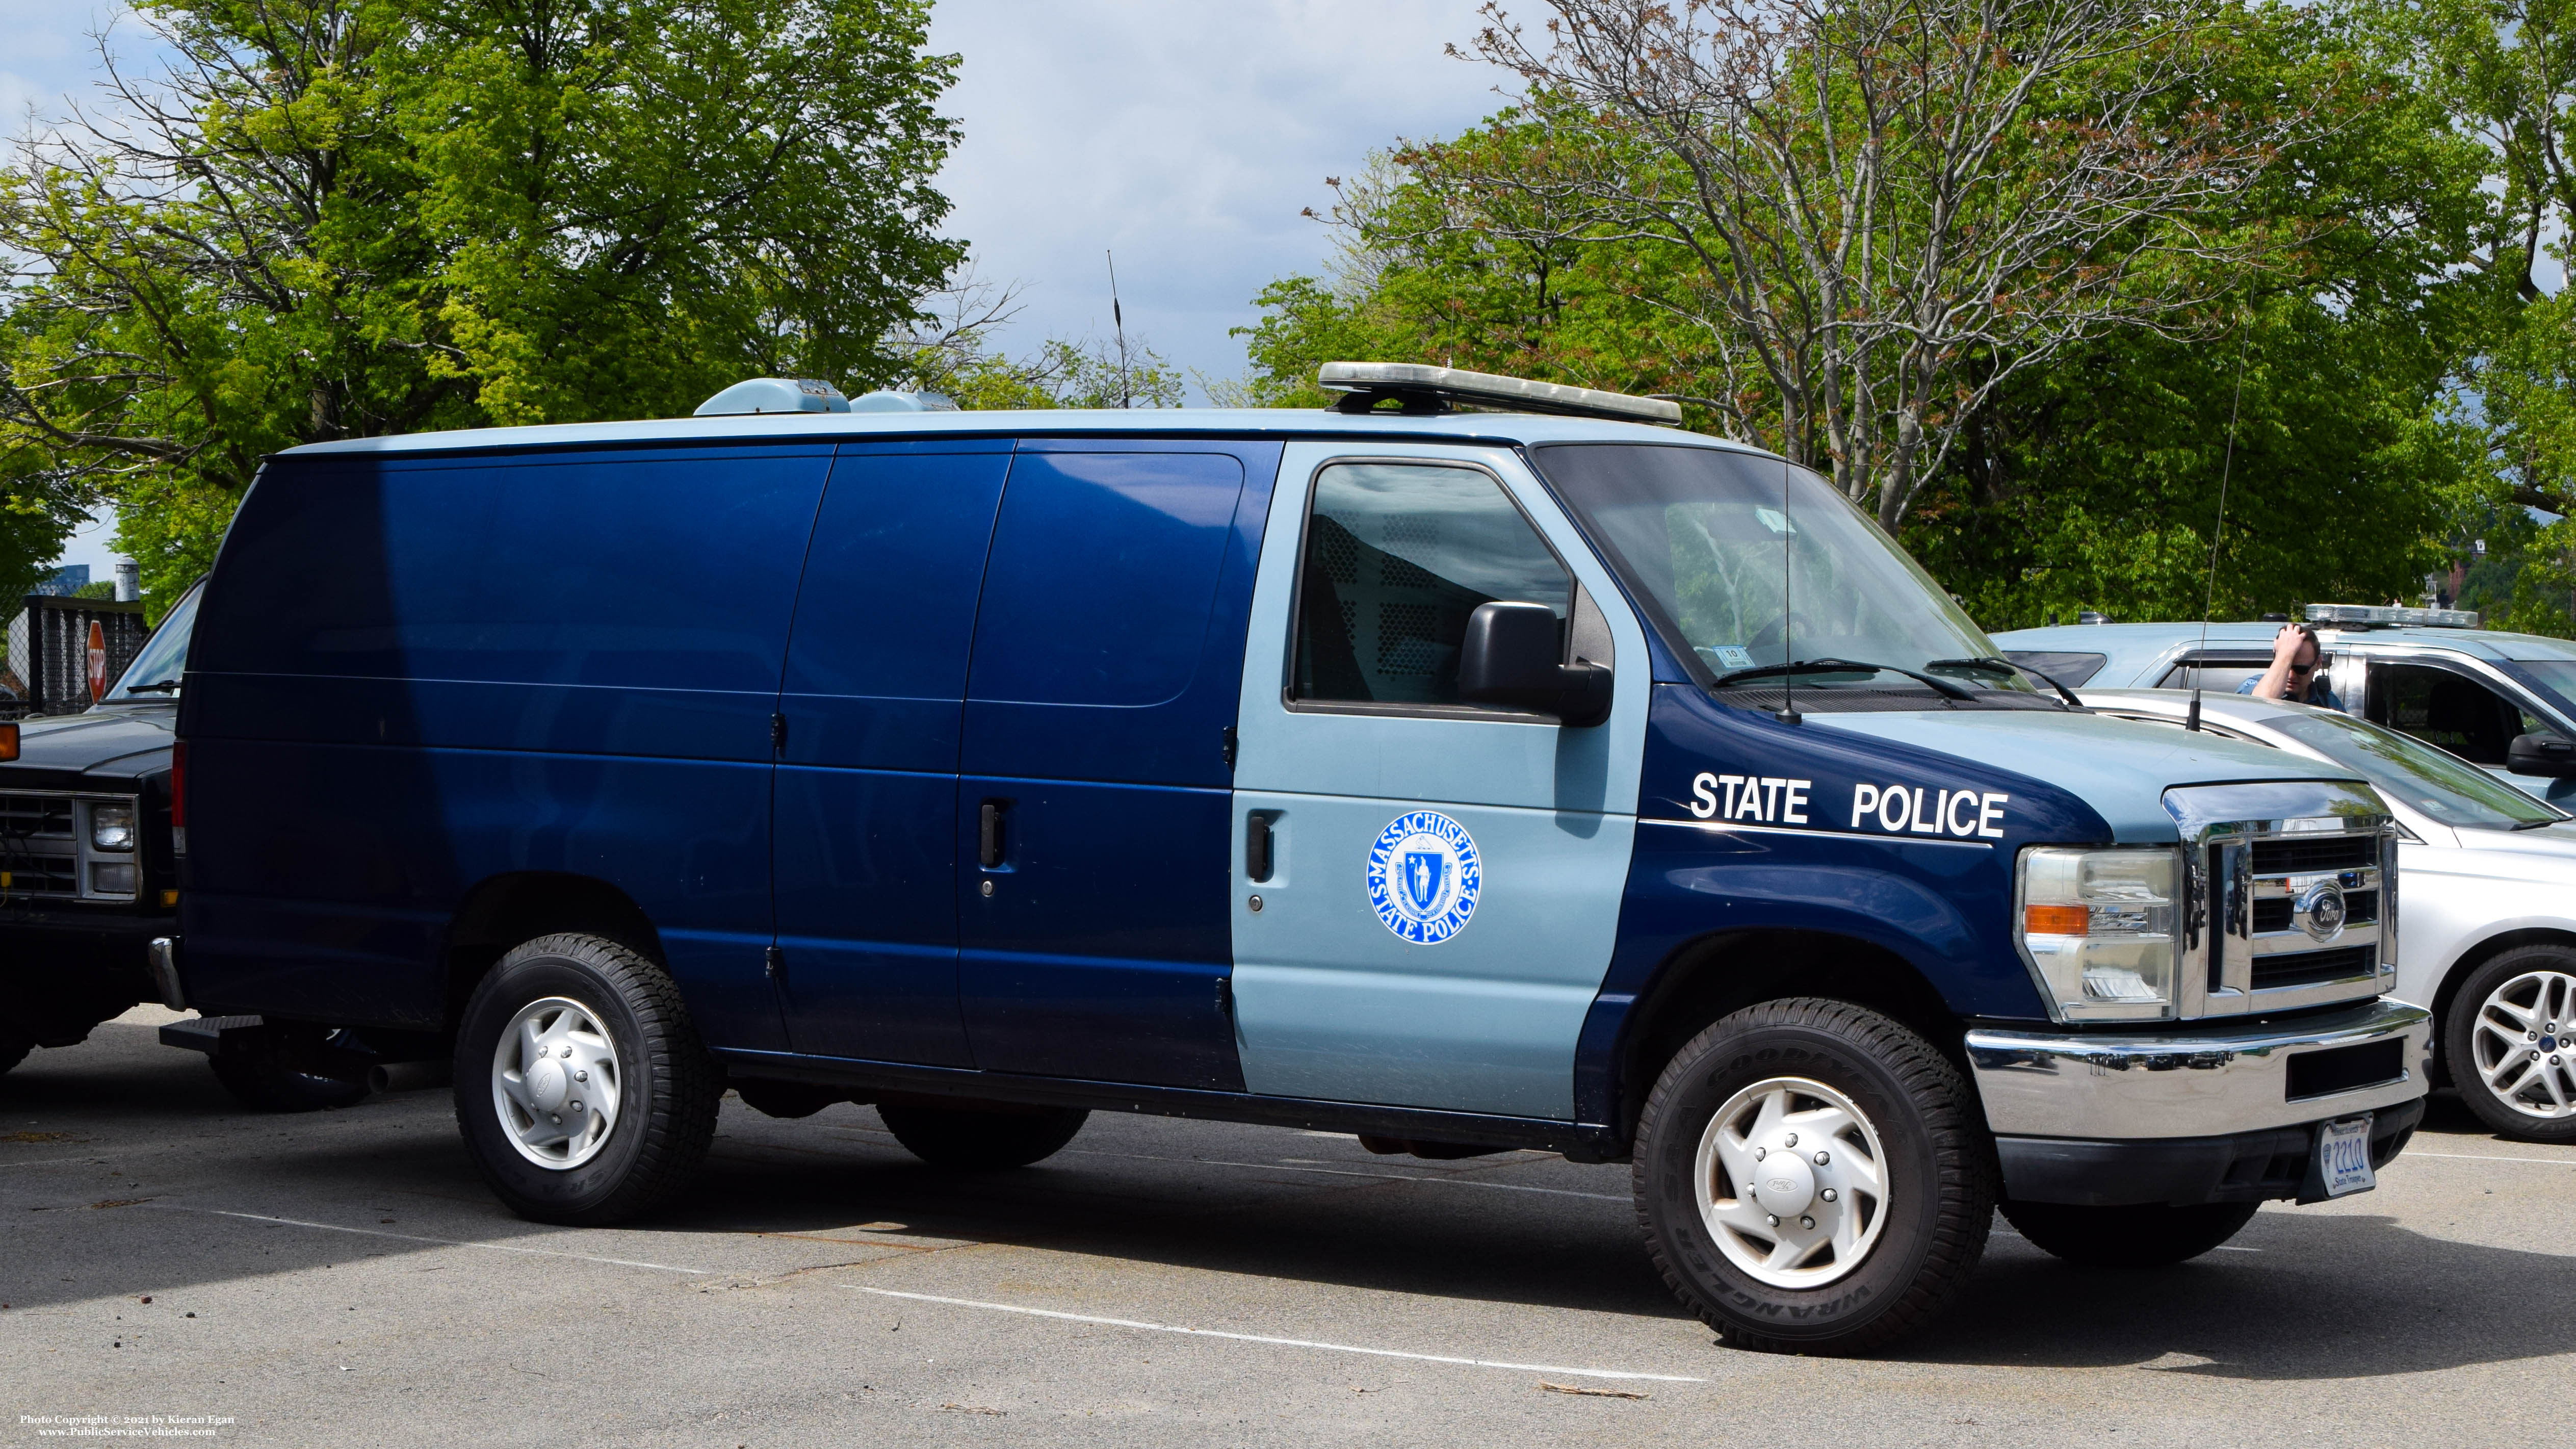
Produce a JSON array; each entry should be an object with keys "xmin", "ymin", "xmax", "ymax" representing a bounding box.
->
[
  {"xmin": 1711, "ymin": 658, "xmax": 1978, "ymax": 702},
  {"xmin": 1925, "ymin": 656, "xmax": 2083, "ymax": 709},
  {"xmin": 120, "ymin": 681, "xmax": 180, "ymax": 694}
]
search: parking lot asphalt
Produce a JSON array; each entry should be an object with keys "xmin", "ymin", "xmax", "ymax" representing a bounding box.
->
[{"xmin": 4, "ymin": 1009, "xmax": 2572, "ymax": 1448}]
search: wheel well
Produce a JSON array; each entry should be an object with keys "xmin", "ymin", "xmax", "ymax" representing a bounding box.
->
[
  {"xmin": 442, "ymin": 873, "xmax": 666, "ymax": 1029},
  {"xmin": 2428, "ymin": 926, "xmax": 2576, "ymax": 1079},
  {"xmin": 1613, "ymin": 929, "xmax": 1960, "ymax": 1145}
]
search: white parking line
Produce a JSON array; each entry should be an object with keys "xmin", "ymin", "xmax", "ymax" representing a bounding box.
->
[
  {"xmin": 149, "ymin": 1205, "xmax": 714, "ymax": 1275},
  {"xmin": 0, "ymin": 1156, "xmax": 113, "ymax": 1170},
  {"xmin": 2405, "ymin": 1151, "xmax": 2576, "ymax": 1168},
  {"xmin": 849, "ymin": 1285, "xmax": 1705, "ymax": 1383}
]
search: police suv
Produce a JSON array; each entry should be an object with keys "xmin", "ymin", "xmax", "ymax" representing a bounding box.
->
[
  {"xmin": 1996, "ymin": 610, "xmax": 2576, "ymax": 809},
  {"xmin": 158, "ymin": 364, "xmax": 2428, "ymax": 1354}
]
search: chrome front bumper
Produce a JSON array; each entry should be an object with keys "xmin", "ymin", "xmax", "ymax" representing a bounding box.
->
[{"xmin": 1964, "ymin": 997, "xmax": 2430, "ymax": 1140}]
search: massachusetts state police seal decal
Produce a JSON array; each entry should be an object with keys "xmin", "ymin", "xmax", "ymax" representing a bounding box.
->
[{"xmin": 1366, "ymin": 811, "xmax": 1481, "ymax": 944}]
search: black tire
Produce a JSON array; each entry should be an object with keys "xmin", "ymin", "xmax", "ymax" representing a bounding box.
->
[
  {"xmin": 877, "ymin": 1098, "xmax": 1089, "ymax": 1169},
  {"xmin": 452, "ymin": 933, "xmax": 718, "ymax": 1225},
  {"xmin": 734, "ymin": 1080, "xmax": 845, "ymax": 1120},
  {"xmin": 206, "ymin": 1024, "xmax": 371, "ymax": 1112},
  {"xmin": 1634, "ymin": 998, "xmax": 1995, "ymax": 1356},
  {"xmin": 2444, "ymin": 945, "xmax": 2576, "ymax": 1143},
  {"xmin": 0, "ymin": 1025, "xmax": 31, "ymax": 1076},
  {"xmin": 1998, "ymin": 1199, "xmax": 2258, "ymax": 1267}
]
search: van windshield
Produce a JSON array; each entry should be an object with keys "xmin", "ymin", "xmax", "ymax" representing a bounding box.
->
[
  {"xmin": 103, "ymin": 581, "xmax": 202, "ymax": 702},
  {"xmin": 1530, "ymin": 444, "xmax": 2029, "ymax": 698}
]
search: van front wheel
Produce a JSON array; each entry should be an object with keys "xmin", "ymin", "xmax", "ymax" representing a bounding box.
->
[
  {"xmin": 453, "ymin": 933, "xmax": 718, "ymax": 1225},
  {"xmin": 1634, "ymin": 998, "xmax": 1994, "ymax": 1356}
]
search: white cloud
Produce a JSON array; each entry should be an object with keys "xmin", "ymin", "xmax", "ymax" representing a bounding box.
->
[{"xmin": 926, "ymin": 0, "xmax": 1511, "ymax": 394}]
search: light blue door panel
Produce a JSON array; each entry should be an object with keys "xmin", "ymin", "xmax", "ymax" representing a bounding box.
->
[
  {"xmin": 1229, "ymin": 442, "xmax": 1651, "ymax": 1122},
  {"xmin": 1231, "ymin": 791, "xmax": 1636, "ymax": 1116}
]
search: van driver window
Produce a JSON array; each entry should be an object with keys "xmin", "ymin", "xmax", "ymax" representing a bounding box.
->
[{"xmin": 1293, "ymin": 461, "xmax": 1571, "ymax": 707}]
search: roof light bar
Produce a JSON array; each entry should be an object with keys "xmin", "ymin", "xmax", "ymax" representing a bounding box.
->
[
  {"xmin": 2305, "ymin": 603, "xmax": 2482, "ymax": 630},
  {"xmin": 1317, "ymin": 361, "xmax": 1683, "ymax": 426}
]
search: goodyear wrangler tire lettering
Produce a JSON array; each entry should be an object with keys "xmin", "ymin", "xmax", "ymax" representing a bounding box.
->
[
  {"xmin": 1634, "ymin": 998, "xmax": 1993, "ymax": 1356},
  {"xmin": 1366, "ymin": 811, "xmax": 1480, "ymax": 944}
]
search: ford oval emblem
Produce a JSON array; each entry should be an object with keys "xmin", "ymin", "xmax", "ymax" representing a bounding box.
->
[{"xmin": 2295, "ymin": 882, "xmax": 2348, "ymax": 942}]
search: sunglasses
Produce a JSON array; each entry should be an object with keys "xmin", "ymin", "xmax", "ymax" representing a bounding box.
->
[{"xmin": 2287, "ymin": 661, "xmax": 2317, "ymax": 676}]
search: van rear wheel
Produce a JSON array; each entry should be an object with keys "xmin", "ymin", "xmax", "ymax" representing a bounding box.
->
[
  {"xmin": 453, "ymin": 933, "xmax": 717, "ymax": 1225},
  {"xmin": 877, "ymin": 1098, "xmax": 1088, "ymax": 1169},
  {"xmin": 1634, "ymin": 998, "xmax": 1994, "ymax": 1355}
]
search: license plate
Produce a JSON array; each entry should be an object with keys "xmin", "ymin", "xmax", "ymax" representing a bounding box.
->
[{"xmin": 2317, "ymin": 1115, "xmax": 2377, "ymax": 1198}]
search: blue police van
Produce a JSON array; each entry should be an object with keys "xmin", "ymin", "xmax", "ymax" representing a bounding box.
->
[{"xmin": 161, "ymin": 363, "xmax": 2430, "ymax": 1354}]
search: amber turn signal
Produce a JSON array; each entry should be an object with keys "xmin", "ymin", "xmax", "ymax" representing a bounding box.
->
[
  {"xmin": 0, "ymin": 722, "xmax": 18, "ymax": 762},
  {"xmin": 2023, "ymin": 903, "xmax": 2090, "ymax": 936}
]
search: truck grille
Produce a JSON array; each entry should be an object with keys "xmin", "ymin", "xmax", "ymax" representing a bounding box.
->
[
  {"xmin": 2251, "ymin": 836, "xmax": 2378, "ymax": 874},
  {"xmin": 0, "ymin": 793, "xmax": 75, "ymax": 837},
  {"xmin": 2253, "ymin": 889, "xmax": 2379, "ymax": 934},
  {"xmin": 2167, "ymin": 780, "xmax": 2393, "ymax": 1020},
  {"xmin": 2252, "ymin": 945, "xmax": 2379, "ymax": 991}
]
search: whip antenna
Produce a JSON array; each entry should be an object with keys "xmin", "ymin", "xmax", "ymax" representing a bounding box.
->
[
  {"xmin": 2188, "ymin": 334, "xmax": 2250, "ymax": 733},
  {"xmin": 1777, "ymin": 457, "xmax": 1800, "ymax": 724}
]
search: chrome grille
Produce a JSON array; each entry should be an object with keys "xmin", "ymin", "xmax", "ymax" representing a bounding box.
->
[
  {"xmin": 2166, "ymin": 781, "xmax": 2395, "ymax": 1020},
  {"xmin": 2250, "ymin": 836, "xmax": 2379, "ymax": 874}
]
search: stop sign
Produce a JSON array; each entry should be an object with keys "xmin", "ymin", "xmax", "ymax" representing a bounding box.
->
[{"xmin": 87, "ymin": 619, "xmax": 107, "ymax": 701}]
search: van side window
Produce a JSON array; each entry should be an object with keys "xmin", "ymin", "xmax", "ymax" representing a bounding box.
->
[
  {"xmin": 1293, "ymin": 461, "xmax": 1571, "ymax": 708},
  {"xmin": 2366, "ymin": 661, "xmax": 2528, "ymax": 765}
]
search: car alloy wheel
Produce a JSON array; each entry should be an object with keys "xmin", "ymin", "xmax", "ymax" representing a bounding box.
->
[{"xmin": 2468, "ymin": 967, "xmax": 2576, "ymax": 1121}]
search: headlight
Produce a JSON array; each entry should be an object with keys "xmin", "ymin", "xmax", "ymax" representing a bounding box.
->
[
  {"xmin": 90, "ymin": 802, "xmax": 136, "ymax": 852},
  {"xmin": 2017, "ymin": 846, "xmax": 2181, "ymax": 1021}
]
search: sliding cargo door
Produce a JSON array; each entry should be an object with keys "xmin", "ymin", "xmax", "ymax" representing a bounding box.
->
[
  {"xmin": 955, "ymin": 440, "xmax": 1279, "ymax": 1090},
  {"xmin": 773, "ymin": 441, "xmax": 1012, "ymax": 1065}
]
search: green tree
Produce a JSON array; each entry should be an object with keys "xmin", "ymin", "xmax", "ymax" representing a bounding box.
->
[
  {"xmin": 1239, "ymin": 2, "xmax": 2505, "ymax": 629},
  {"xmin": 0, "ymin": 0, "xmax": 964, "ymax": 601}
]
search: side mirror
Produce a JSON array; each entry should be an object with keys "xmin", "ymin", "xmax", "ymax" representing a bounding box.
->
[
  {"xmin": 2509, "ymin": 731, "xmax": 2576, "ymax": 778},
  {"xmin": 1458, "ymin": 601, "xmax": 1612, "ymax": 727}
]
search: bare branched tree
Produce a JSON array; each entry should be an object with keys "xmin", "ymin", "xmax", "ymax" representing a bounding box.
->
[{"xmin": 1432, "ymin": 0, "xmax": 2322, "ymax": 525}]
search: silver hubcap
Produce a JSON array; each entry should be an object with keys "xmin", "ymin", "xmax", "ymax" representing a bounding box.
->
[
  {"xmin": 492, "ymin": 997, "xmax": 622, "ymax": 1169},
  {"xmin": 1694, "ymin": 1076, "xmax": 1888, "ymax": 1289},
  {"xmin": 2470, "ymin": 970, "xmax": 2576, "ymax": 1120}
]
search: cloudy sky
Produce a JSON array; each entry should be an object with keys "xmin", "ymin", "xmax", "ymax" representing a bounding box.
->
[{"xmin": 4, "ymin": 0, "xmax": 1516, "ymax": 575}]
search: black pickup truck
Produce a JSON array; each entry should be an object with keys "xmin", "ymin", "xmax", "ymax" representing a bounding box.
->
[
  {"xmin": 0, "ymin": 587, "xmax": 190, "ymax": 1076},
  {"xmin": 0, "ymin": 582, "xmax": 379, "ymax": 1111}
]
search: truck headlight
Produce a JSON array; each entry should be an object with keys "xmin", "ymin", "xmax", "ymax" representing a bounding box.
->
[
  {"xmin": 90, "ymin": 802, "xmax": 136, "ymax": 852},
  {"xmin": 2017, "ymin": 847, "xmax": 2181, "ymax": 1021}
]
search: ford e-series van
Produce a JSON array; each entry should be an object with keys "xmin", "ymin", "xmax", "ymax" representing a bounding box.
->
[{"xmin": 160, "ymin": 364, "xmax": 2429, "ymax": 1355}]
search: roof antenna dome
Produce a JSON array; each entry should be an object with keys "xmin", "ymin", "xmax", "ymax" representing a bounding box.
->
[
  {"xmin": 849, "ymin": 390, "xmax": 960, "ymax": 412},
  {"xmin": 693, "ymin": 378, "xmax": 852, "ymax": 416}
]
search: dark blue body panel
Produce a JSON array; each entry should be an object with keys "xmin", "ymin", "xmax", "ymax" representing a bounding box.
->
[
  {"xmin": 954, "ymin": 441, "xmax": 1280, "ymax": 1089},
  {"xmin": 1570, "ymin": 684, "xmax": 2110, "ymax": 1126},
  {"xmin": 180, "ymin": 446, "xmax": 831, "ymax": 1046},
  {"xmin": 772, "ymin": 443, "xmax": 1013, "ymax": 1066}
]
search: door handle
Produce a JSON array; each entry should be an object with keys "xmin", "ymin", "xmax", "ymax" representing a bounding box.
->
[
  {"xmin": 1245, "ymin": 811, "xmax": 1274, "ymax": 883},
  {"xmin": 978, "ymin": 799, "xmax": 1007, "ymax": 868}
]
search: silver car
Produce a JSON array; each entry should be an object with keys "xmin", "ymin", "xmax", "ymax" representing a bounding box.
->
[{"xmin": 2081, "ymin": 687, "xmax": 2576, "ymax": 1141}]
